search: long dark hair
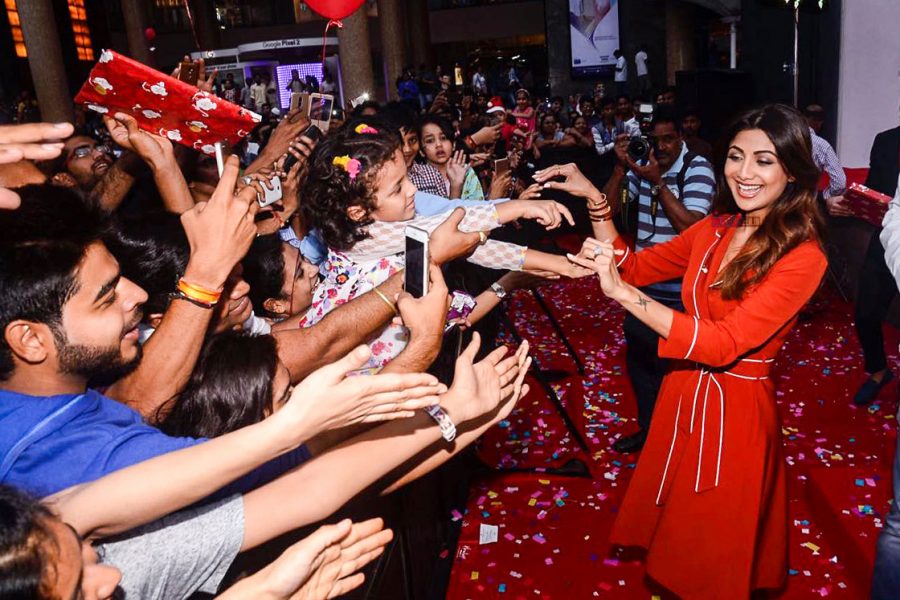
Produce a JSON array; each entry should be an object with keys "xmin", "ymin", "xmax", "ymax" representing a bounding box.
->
[
  {"xmin": 301, "ymin": 116, "xmax": 401, "ymax": 251},
  {"xmin": 0, "ymin": 484, "xmax": 57, "ymax": 599},
  {"xmin": 159, "ymin": 331, "xmax": 279, "ymax": 438},
  {"xmin": 713, "ymin": 103, "xmax": 825, "ymax": 299}
]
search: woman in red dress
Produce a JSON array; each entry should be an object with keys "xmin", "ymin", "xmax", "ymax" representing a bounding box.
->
[{"xmin": 534, "ymin": 104, "xmax": 827, "ymax": 598}]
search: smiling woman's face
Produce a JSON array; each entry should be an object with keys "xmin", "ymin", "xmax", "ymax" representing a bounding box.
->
[{"xmin": 724, "ymin": 128, "xmax": 793, "ymax": 220}]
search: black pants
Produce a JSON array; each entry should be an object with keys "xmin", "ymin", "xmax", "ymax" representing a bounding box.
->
[
  {"xmin": 624, "ymin": 301, "xmax": 682, "ymax": 431},
  {"xmin": 854, "ymin": 232, "xmax": 899, "ymax": 374}
]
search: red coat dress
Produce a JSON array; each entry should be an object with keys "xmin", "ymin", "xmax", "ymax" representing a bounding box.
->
[{"xmin": 608, "ymin": 215, "xmax": 827, "ymax": 599}]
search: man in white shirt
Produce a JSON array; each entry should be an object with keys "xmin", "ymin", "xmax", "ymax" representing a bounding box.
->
[
  {"xmin": 472, "ymin": 65, "xmax": 488, "ymax": 96},
  {"xmin": 249, "ymin": 75, "xmax": 267, "ymax": 113},
  {"xmin": 614, "ymin": 49, "xmax": 628, "ymax": 96},
  {"xmin": 635, "ymin": 44, "xmax": 650, "ymax": 93}
]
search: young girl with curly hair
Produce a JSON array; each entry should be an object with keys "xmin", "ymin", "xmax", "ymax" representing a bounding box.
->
[{"xmin": 300, "ymin": 117, "xmax": 587, "ymax": 372}]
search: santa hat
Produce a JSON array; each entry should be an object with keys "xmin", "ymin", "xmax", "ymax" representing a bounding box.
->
[{"xmin": 486, "ymin": 96, "xmax": 506, "ymax": 113}]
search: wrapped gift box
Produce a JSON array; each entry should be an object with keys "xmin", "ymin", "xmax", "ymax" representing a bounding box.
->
[
  {"xmin": 845, "ymin": 182, "xmax": 892, "ymax": 227},
  {"xmin": 74, "ymin": 49, "xmax": 260, "ymax": 155}
]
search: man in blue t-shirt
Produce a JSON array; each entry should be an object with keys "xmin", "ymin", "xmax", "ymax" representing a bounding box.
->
[{"xmin": 601, "ymin": 107, "xmax": 716, "ymax": 453}]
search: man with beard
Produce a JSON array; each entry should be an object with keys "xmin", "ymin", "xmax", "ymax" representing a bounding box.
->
[{"xmin": 601, "ymin": 106, "xmax": 715, "ymax": 453}]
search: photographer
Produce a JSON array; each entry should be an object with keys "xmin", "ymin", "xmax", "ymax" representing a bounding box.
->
[{"xmin": 601, "ymin": 106, "xmax": 715, "ymax": 453}]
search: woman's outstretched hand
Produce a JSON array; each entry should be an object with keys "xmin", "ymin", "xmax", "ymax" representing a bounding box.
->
[
  {"xmin": 567, "ymin": 237, "xmax": 627, "ymax": 299},
  {"xmin": 533, "ymin": 162, "xmax": 599, "ymax": 200}
]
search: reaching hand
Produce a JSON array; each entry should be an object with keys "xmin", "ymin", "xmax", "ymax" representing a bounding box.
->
[
  {"xmin": 489, "ymin": 170, "xmax": 512, "ymax": 200},
  {"xmin": 470, "ymin": 124, "xmax": 502, "ymax": 146},
  {"xmin": 254, "ymin": 110, "xmax": 311, "ymax": 169},
  {"xmin": 0, "ymin": 121, "xmax": 73, "ymax": 164},
  {"xmin": 220, "ymin": 518, "xmax": 392, "ymax": 600},
  {"xmin": 446, "ymin": 150, "xmax": 468, "ymax": 189},
  {"xmin": 566, "ymin": 237, "xmax": 627, "ymax": 298},
  {"xmin": 533, "ymin": 162, "xmax": 600, "ymax": 201},
  {"xmin": 442, "ymin": 333, "xmax": 531, "ymax": 424},
  {"xmin": 825, "ymin": 195, "xmax": 853, "ymax": 218},
  {"xmin": 518, "ymin": 199, "xmax": 575, "ymax": 229},
  {"xmin": 280, "ymin": 345, "xmax": 447, "ymax": 434},
  {"xmin": 429, "ymin": 208, "xmax": 481, "ymax": 265},
  {"xmin": 103, "ymin": 112, "xmax": 174, "ymax": 171},
  {"xmin": 179, "ymin": 155, "xmax": 259, "ymax": 290},
  {"xmin": 395, "ymin": 264, "xmax": 451, "ymax": 346},
  {"xmin": 517, "ymin": 183, "xmax": 543, "ymax": 201}
]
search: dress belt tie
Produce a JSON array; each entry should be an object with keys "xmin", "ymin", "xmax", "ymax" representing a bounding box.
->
[{"xmin": 654, "ymin": 357, "xmax": 774, "ymax": 506}]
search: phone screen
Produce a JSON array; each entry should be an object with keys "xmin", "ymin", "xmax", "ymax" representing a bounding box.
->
[
  {"xmin": 404, "ymin": 235, "xmax": 427, "ymax": 298},
  {"xmin": 310, "ymin": 96, "xmax": 333, "ymax": 122}
]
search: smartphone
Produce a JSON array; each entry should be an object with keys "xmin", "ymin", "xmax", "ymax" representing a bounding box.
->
[
  {"xmin": 290, "ymin": 91, "xmax": 308, "ymax": 113},
  {"xmin": 349, "ymin": 93, "xmax": 369, "ymax": 108},
  {"xmin": 214, "ymin": 142, "xmax": 225, "ymax": 177},
  {"xmin": 257, "ymin": 176, "xmax": 282, "ymax": 208},
  {"xmin": 404, "ymin": 225, "xmax": 430, "ymax": 298},
  {"xmin": 493, "ymin": 157, "xmax": 510, "ymax": 177},
  {"xmin": 281, "ymin": 124, "xmax": 322, "ymax": 172},
  {"xmin": 178, "ymin": 61, "xmax": 199, "ymax": 85},
  {"xmin": 308, "ymin": 93, "xmax": 334, "ymax": 132}
]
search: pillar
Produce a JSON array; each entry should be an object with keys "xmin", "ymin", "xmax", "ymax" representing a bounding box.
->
[
  {"xmin": 379, "ymin": 0, "xmax": 407, "ymax": 101},
  {"xmin": 337, "ymin": 7, "xmax": 375, "ymax": 104},
  {"xmin": 723, "ymin": 17, "xmax": 739, "ymax": 69},
  {"xmin": 16, "ymin": 0, "xmax": 74, "ymax": 123},
  {"xmin": 121, "ymin": 0, "xmax": 153, "ymax": 65},
  {"xmin": 664, "ymin": 0, "xmax": 696, "ymax": 85},
  {"xmin": 187, "ymin": 0, "xmax": 221, "ymax": 51},
  {"xmin": 407, "ymin": 0, "xmax": 432, "ymax": 69}
]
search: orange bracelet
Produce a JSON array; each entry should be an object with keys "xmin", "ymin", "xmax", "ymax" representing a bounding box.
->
[{"xmin": 177, "ymin": 278, "xmax": 222, "ymax": 305}]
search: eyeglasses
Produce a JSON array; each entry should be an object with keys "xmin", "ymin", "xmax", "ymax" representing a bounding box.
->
[{"xmin": 71, "ymin": 144, "xmax": 112, "ymax": 160}]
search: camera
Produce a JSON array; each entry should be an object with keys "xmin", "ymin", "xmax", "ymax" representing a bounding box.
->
[{"xmin": 627, "ymin": 103, "xmax": 656, "ymax": 162}]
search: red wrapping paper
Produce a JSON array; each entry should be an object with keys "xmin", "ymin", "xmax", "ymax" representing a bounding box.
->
[
  {"xmin": 74, "ymin": 49, "xmax": 260, "ymax": 155},
  {"xmin": 845, "ymin": 182, "xmax": 891, "ymax": 227}
]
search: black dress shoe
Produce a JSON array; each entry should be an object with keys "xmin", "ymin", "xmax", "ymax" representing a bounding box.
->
[
  {"xmin": 853, "ymin": 371, "xmax": 895, "ymax": 406},
  {"xmin": 613, "ymin": 430, "xmax": 648, "ymax": 453}
]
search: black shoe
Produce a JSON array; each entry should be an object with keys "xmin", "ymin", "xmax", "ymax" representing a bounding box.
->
[
  {"xmin": 853, "ymin": 371, "xmax": 895, "ymax": 406},
  {"xmin": 613, "ymin": 430, "xmax": 648, "ymax": 453}
]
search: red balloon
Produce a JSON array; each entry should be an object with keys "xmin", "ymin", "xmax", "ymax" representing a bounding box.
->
[
  {"xmin": 304, "ymin": 0, "xmax": 365, "ymax": 20},
  {"xmin": 144, "ymin": 27, "xmax": 156, "ymax": 42}
]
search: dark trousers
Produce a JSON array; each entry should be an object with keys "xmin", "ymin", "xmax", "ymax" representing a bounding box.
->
[
  {"xmin": 854, "ymin": 232, "xmax": 899, "ymax": 374},
  {"xmin": 624, "ymin": 302, "xmax": 681, "ymax": 431},
  {"xmin": 872, "ymin": 405, "xmax": 900, "ymax": 599}
]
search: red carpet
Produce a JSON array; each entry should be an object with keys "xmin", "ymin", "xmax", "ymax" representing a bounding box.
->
[{"xmin": 446, "ymin": 267, "xmax": 899, "ymax": 599}]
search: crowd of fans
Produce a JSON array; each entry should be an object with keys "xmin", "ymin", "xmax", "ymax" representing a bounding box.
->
[{"xmin": 1, "ymin": 49, "xmax": 899, "ymax": 600}]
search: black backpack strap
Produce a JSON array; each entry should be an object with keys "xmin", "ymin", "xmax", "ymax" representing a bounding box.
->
[{"xmin": 676, "ymin": 150, "xmax": 699, "ymax": 199}]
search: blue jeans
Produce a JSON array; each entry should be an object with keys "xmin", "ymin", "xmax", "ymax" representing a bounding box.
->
[{"xmin": 872, "ymin": 404, "xmax": 900, "ymax": 599}]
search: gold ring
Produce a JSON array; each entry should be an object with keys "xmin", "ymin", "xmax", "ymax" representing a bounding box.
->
[{"xmin": 478, "ymin": 231, "xmax": 488, "ymax": 245}]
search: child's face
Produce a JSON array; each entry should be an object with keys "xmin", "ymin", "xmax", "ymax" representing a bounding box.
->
[
  {"xmin": 516, "ymin": 94, "xmax": 528, "ymax": 109},
  {"xmin": 399, "ymin": 127, "xmax": 420, "ymax": 168},
  {"xmin": 420, "ymin": 123, "xmax": 452, "ymax": 166},
  {"xmin": 370, "ymin": 149, "xmax": 417, "ymax": 222}
]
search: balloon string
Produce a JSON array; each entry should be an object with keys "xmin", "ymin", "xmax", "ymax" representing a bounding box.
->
[
  {"xmin": 183, "ymin": 0, "xmax": 202, "ymax": 51},
  {"xmin": 321, "ymin": 19, "xmax": 342, "ymax": 78}
]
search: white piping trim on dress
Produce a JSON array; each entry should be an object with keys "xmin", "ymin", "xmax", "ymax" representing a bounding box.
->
[
  {"xmin": 710, "ymin": 374, "xmax": 724, "ymax": 487},
  {"xmin": 689, "ymin": 365, "xmax": 705, "ymax": 433},
  {"xmin": 684, "ymin": 316, "xmax": 700, "ymax": 360},
  {"xmin": 655, "ymin": 397, "xmax": 682, "ymax": 506},
  {"xmin": 694, "ymin": 373, "xmax": 713, "ymax": 492},
  {"xmin": 615, "ymin": 245, "xmax": 630, "ymax": 268}
]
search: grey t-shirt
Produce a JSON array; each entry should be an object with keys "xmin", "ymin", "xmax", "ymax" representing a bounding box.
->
[{"xmin": 96, "ymin": 494, "xmax": 244, "ymax": 600}]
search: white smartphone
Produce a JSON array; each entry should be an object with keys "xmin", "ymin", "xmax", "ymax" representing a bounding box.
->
[
  {"xmin": 404, "ymin": 225, "xmax": 430, "ymax": 298},
  {"xmin": 258, "ymin": 176, "xmax": 282, "ymax": 208},
  {"xmin": 214, "ymin": 142, "xmax": 225, "ymax": 177},
  {"xmin": 308, "ymin": 93, "xmax": 334, "ymax": 132}
]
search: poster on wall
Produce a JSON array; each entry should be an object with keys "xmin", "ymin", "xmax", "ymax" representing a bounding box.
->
[{"xmin": 569, "ymin": 0, "xmax": 620, "ymax": 78}]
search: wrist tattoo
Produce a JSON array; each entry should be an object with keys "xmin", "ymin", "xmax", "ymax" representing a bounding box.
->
[{"xmin": 634, "ymin": 295, "xmax": 650, "ymax": 311}]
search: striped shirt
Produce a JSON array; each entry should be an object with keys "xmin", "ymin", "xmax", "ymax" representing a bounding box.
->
[
  {"xmin": 626, "ymin": 142, "xmax": 715, "ymax": 303},
  {"xmin": 810, "ymin": 127, "xmax": 846, "ymax": 199}
]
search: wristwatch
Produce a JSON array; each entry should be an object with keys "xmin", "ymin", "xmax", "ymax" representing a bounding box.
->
[
  {"xmin": 490, "ymin": 282, "xmax": 508, "ymax": 299},
  {"xmin": 649, "ymin": 184, "xmax": 662, "ymax": 197},
  {"xmin": 425, "ymin": 405, "xmax": 457, "ymax": 442}
]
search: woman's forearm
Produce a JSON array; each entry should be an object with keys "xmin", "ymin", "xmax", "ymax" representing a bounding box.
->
[{"xmin": 611, "ymin": 282, "xmax": 674, "ymax": 338}]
